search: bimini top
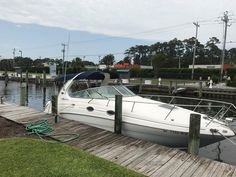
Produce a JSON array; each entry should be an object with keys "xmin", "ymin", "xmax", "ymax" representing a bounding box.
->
[{"xmin": 54, "ymin": 71, "xmax": 119, "ymax": 81}]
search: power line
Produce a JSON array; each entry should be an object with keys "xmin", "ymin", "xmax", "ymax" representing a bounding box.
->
[{"xmin": 47, "ymin": 52, "xmax": 124, "ymax": 59}]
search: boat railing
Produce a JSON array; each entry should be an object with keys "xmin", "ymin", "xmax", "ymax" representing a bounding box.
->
[
  {"xmin": 139, "ymin": 94, "xmax": 236, "ymax": 122},
  {"xmin": 87, "ymin": 94, "xmax": 236, "ymax": 124}
]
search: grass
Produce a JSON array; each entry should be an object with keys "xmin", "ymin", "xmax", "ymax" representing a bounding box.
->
[{"xmin": 0, "ymin": 138, "xmax": 145, "ymax": 177}]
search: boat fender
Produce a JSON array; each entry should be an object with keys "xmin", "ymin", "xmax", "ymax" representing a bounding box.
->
[{"xmin": 225, "ymin": 117, "xmax": 234, "ymax": 122}]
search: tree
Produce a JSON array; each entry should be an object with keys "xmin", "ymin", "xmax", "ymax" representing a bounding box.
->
[
  {"xmin": 205, "ymin": 37, "xmax": 221, "ymax": 64},
  {"xmin": 82, "ymin": 60, "xmax": 95, "ymax": 66},
  {"xmin": 71, "ymin": 57, "xmax": 84, "ymax": 72},
  {"xmin": 123, "ymin": 56, "xmax": 131, "ymax": 64},
  {"xmin": 227, "ymin": 48, "xmax": 236, "ymax": 64},
  {"xmin": 125, "ymin": 45, "xmax": 150, "ymax": 65},
  {"xmin": 151, "ymin": 54, "xmax": 167, "ymax": 77},
  {"xmin": 14, "ymin": 57, "xmax": 33, "ymax": 69},
  {"xmin": 99, "ymin": 54, "xmax": 115, "ymax": 66}
]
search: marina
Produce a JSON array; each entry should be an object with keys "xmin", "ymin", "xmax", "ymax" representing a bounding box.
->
[
  {"xmin": 1, "ymin": 80, "xmax": 236, "ymax": 165},
  {"xmin": 0, "ymin": 2, "xmax": 236, "ymax": 176},
  {"xmin": 0, "ymin": 102, "xmax": 236, "ymax": 177}
]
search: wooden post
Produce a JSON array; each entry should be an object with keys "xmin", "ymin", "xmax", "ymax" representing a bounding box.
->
[
  {"xmin": 36, "ymin": 76, "xmax": 41, "ymax": 85},
  {"xmin": 139, "ymin": 78, "xmax": 143, "ymax": 93},
  {"xmin": 20, "ymin": 86, "xmax": 26, "ymax": 106},
  {"xmin": 51, "ymin": 95, "xmax": 58, "ymax": 123},
  {"xmin": 114, "ymin": 95, "xmax": 122, "ymax": 134},
  {"xmin": 26, "ymin": 84, "xmax": 29, "ymax": 106},
  {"xmin": 0, "ymin": 96, "xmax": 3, "ymax": 104},
  {"xmin": 25, "ymin": 70, "xmax": 29, "ymax": 106},
  {"xmin": 199, "ymin": 81, "xmax": 202, "ymax": 98},
  {"xmin": 43, "ymin": 70, "xmax": 46, "ymax": 89},
  {"xmin": 188, "ymin": 113, "xmax": 201, "ymax": 155},
  {"xmin": 169, "ymin": 81, "xmax": 173, "ymax": 95},
  {"xmin": 25, "ymin": 70, "xmax": 29, "ymax": 87},
  {"xmin": 4, "ymin": 71, "xmax": 8, "ymax": 87},
  {"xmin": 20, "ymin": 72, "xmax": 23, "ymax": 83},
  {"xmin": 43, "ymin": 87, "xmax": 46, "ymax": 108}
]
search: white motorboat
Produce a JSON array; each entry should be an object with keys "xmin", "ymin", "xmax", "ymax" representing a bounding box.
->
[{"xmin": 47, "ymin": 71, "xmax": 235, "ymax": 147}]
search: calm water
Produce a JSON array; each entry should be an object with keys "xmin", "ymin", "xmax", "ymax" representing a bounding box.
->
[{"xmin": 1, "ymin": 80, "xmax": 236, "ymax": 165}]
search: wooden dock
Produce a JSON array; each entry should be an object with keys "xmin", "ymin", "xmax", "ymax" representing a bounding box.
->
[{"xmin": 0, "ymin": 102, "xmax": 236, "ymax": 177}]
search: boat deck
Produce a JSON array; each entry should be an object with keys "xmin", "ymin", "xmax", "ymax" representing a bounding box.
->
[{"xmin": 0, "ymin": 102, "xmax": 236, "ymax": 177}]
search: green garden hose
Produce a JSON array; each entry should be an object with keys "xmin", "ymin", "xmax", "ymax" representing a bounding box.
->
[{"xmin": 25, "ymin": 119, "xmax": 79, "ymax": 143}]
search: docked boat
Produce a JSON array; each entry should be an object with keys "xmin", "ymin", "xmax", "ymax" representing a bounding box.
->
[{"xmin": 46, "ymin": 71, "xmax": 235, "ymax": 147}]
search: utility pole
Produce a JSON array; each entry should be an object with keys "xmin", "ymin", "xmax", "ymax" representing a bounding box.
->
[
  {"xmin": 191, "ymin": 22, "xmax": 200, "ymax": 80},
  {"xmin": 19, "ymin": 50, "xmax": 22, "ymax": 57},
  {"xmin": 220, "ymin": 11, "xmax": 231, "ymax": 81},
  {"xmin": 98, "ymin": 55, "xmax": 101, "ymax": 63},
  {"xmin": 13, "ymin": 48, "xmax": 16, "ymax": 67},
  {"xmin": 13, "ymin": 48, "xmax": 15, "ymax": 58},
  {"xmin": 178, "ymin": 57, "xmax": 181, "ymax": 69},
  {"xmin": 61, "ymin": 43, "xmax": 66, "ymax": 75}
]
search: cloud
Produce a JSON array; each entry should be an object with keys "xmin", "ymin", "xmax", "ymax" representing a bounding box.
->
[{"xmin": 0, "ymin": 0, "xmax": 235, "ymax": 43}]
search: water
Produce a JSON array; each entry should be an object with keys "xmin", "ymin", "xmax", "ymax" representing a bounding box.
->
[
  {"xmin": 0, "ymin": 80, "xmax": 59, "ymax": 111},
  {"xmin": 1, "ymin": 80, "xmax": 236, "ymax": 165}
]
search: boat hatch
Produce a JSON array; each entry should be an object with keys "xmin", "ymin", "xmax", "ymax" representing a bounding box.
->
[{"xmin": 159, "ymin": 104, "xmax": 178, "ymax": 110}]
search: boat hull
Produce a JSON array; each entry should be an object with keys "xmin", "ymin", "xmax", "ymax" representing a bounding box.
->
[{"xmin": 60, "ymin": 112, "xmax": 224, "ymax": 148}]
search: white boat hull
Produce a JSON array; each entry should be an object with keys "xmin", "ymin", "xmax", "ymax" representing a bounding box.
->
[{"xmin": 60, "ymin": 112, "xmax": 224, "ymax": 147}]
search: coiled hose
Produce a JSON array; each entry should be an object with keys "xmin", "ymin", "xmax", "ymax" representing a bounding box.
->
[{"xmin": 26, "ymin": 119, "xmax": 79, "ymax": 143}]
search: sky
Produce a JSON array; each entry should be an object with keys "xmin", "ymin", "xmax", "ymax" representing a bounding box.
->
[{"xmin": 0, "ymin": 0, "xmax": 236, "ymax": 64}]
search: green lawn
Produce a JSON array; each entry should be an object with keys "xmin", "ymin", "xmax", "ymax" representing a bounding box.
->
[{"xmin": 0, "ymin": 138, "xmax": 145, "ymax": 177}]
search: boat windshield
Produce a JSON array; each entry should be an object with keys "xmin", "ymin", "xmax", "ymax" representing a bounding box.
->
[{"xmin": 69, "ymin": 85, "xmax": 135, "ymax": 99}]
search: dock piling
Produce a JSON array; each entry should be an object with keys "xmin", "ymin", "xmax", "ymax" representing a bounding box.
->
[
  {"xmin": 20, "ymin": 72, "xmax": 23, "ymax": 83},
  {"xmin": 43, "ymin": 70, "xmax": 46, "ymax": 89},
  {"xmin": 169, "ymin": 81, "xmax": 173, "ymax": 95},
  {"xmin": 51, "ymin": 95, "xmax": 58, "ymax": 123},
  {"xmin": 114, "ymin": 95, "xmax": 123, "ymax": 134},
  {"xmin": 20, "ymin": 86, "xmax": 26, "ymax": 106},
  {"xmin": 25, "ymin": 70, "xmax": 29, "ymax": 88},
  {"xmin": 188, "ymin": 113, "xmax": 201, "ymax": 155},
  {"xmin": 138, "ymin": 78, "xmax": 143, "ymax": 93},
  {"xmin": 198, "ymin": 81, "xmax": 202, "ymax": 98}
]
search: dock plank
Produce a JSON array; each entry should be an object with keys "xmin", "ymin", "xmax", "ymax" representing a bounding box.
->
[
  {"xmin": 150, "ymin": 150, "xmax": 191, "ymax": 177},
  {"xmin": 180, "ymin": 158, "xmax": 209, "ymax": 177},
  {"xmin": 222, "ymin": 164, "xmax": 236, "ymax": 177},
  {"xmin": 211, "ymin": 162, "xmax": 228, "ymax": 177},
  {"xmin": 118, "ymin": 143, "xmax": 157, "ymax": 166},
  {"xmin": 139, "ymin": 148, "xmax": 179, "ymax": 175},
  {"xmin": 87, "ymin": 136, "xmax": 130, "ymax": 154},
  {"xmin": 190, "ymin": 158, "xmax": 212, "ymax": 177},
  {"xmin": 127, "ymin": 144, "xmax": 163, "ymax": 169},
  {"xmin": 171, "ymin": 154, "xmax": 198, "ymax": 177},
  {"xmin": 201, "ymin": 160, "xmax": 221, "ymax": 177},
  {"xmin": 232, "ymin": 168, "xmax": 236, "ymax": 177}
]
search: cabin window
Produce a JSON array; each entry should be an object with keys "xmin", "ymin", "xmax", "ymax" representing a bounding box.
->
[
  {"xmin": 68, "ymin": 81, "xmax": 89, "ymax": 98},
  {"xmin": 96, "ymin": 87, "xmax": 120, "ymax": 98},
  {"xmin": 114, "ymin": 86, "xmax": 135, "ymax": 96},
  {"xmin": 69, "ymin": 85, "xmax": 135, "ymax": 99},
  {"xmin": 70, "ymin": 90, "xmax": 90, "ymax": 98}
]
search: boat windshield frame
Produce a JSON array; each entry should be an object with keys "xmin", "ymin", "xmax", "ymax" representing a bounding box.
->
[{"xmin": 69, "ymin": 85, "xmax": 135, "ymax": 99}]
